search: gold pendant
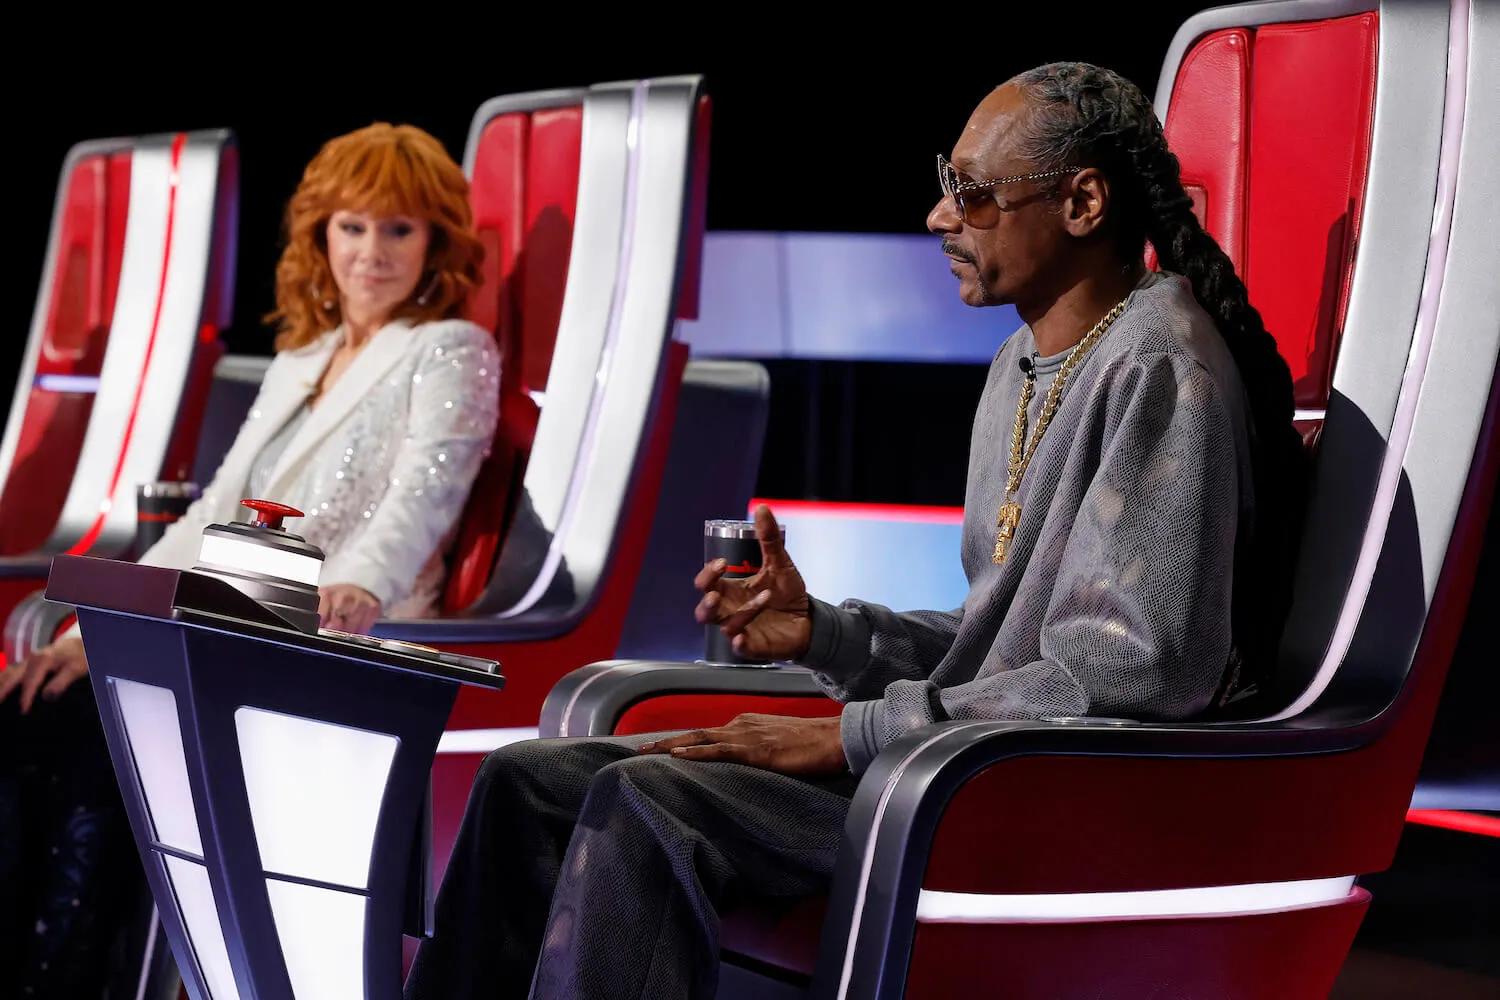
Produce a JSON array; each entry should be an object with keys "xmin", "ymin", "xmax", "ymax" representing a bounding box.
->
[{"xmin": 992, "ymin": 502, "xmax": 1022, "ymax": 565}]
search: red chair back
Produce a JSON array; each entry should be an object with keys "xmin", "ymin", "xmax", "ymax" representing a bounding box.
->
[
  {"xmin": 442, "ymin": 91, "xmax": 713, "ymax": 615},
  {"xmin": 1158, "ymin": 13, "xmax": 1377, "ymax": 443},
  {"xmin": 0, "ymin": 132, "xmax": 237, "ymax": 564},
  {"xmin": 442, "ymin": 97, "xmax": 585, "ymax": 613},
  {"xmin": 0, "ymin": 146, "xmax": 131, "ymax": 554}
]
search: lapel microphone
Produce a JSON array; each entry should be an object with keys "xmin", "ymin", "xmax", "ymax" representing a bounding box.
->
[{"xmin": 1018, "ymin": 353, "xmax": 1037, "ymax": 378}]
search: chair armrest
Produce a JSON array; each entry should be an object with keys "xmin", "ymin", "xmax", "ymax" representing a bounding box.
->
[
  {"xmin": 540, "ymin": 660, "xmax": 830, "ymax": 738},
  {"xmin": 3, "ymin": 590, "xmax": 75, "ymax": 661},
  {"xmin": 0, "ymin": 556, "xmax": 54, "ymax": 578},
  {"xmin": 815, "ymin": 711, "xmax": 1399, "ymax": 1000}
]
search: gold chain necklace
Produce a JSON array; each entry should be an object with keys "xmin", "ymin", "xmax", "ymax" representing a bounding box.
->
[{"xmin": 992, "ymin": 298, "xmax": 1129, "ymax": 565}]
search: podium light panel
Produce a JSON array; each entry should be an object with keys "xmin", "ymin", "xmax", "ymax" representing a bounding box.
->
[
  {"xmin": 267, "ymin": 878, "xmax": 368, "ymax": 999},
  {"xmin": 115, "ymin": 678, "xmax": 205, "ymax": 855},
  {"xmin": 164, "ymin": 855, "xmax": 242, "ymax": 1000},
  {"xmin": 235, "ymin": 708, "xmax": 398, "ymax": 889}
]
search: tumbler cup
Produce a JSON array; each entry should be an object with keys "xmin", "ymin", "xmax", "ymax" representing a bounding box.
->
[
  {"xmin": 136, "ymin": 482, "xmax": 200, "ymax": 555},
  {"xmin": 702, "ymin": 518, "xmax": 785, "ymax": 666}
]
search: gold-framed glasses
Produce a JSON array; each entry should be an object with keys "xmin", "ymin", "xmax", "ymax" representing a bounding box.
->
[{"xmin": 936, "ymin": 153, "xmax": 1079, "ymax": 227}]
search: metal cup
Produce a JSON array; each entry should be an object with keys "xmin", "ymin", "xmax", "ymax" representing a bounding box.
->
[
  {"xmin": 702, "ymin": 519, "xmax": 785, "ymax": 667},
  {"xmin": 136, "ymin": 482, "xmax": 200, "ymax": 555}
]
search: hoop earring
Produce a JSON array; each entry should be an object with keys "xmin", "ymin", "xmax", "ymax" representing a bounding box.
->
[{"xmin": 415, "ymin": 273, "xmax": 441, "ymax": 307}]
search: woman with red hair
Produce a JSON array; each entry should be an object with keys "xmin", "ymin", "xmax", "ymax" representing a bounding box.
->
[{"xmin": 0, "ymin": 123, "xmax": 498, "ymax": 998}]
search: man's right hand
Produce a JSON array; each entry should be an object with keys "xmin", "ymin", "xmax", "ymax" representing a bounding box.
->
[
  {"xmin": 694, "ymin": 504, "xmax": 812, "ymax": 661},
  {"xmin": 0, "ymin": 636, "xmax": 89, "ymax": 715}
]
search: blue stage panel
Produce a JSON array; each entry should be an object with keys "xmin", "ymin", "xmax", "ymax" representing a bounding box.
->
[
  {"xmin": 681, "ymin": 232, "xmax": 1023, "ymax": 363},
  {"xmin": 754, "ymin": 501, "xmax": 969, "ymax": 614}
]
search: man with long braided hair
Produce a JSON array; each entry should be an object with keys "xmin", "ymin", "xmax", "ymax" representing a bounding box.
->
[{"xmin": 407, "ymin": 65, "xmax": 1303, "ymax": 1000}]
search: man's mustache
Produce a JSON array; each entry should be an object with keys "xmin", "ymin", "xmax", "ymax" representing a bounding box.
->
[{"xmin": 941, "ymin": 238, "xmax": 975, "ymax": 264}]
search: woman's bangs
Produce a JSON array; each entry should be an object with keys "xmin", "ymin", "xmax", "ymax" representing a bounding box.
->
[{"xmin": 331, "ymin": 143, "xmax": 432, "ymax": 220}]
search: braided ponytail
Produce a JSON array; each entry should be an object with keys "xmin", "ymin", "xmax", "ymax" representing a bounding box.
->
[{"xmin": 1014, "ymin": 62, "xmax": 1307, "ymax": 691}]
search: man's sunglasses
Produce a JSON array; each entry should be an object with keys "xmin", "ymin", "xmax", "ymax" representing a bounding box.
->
[{"xmin": 937, "ymin": 154, "xmax": 1079, "ymax": 228}]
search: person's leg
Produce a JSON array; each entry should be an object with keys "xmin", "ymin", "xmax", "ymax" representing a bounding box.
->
[
  {"xmin": 0, "ymin": 697, "xmax": 36, "ymax": 1000},
  {"xmin": 532, "ymin": 754, "xmax": 855, "ymax": 1000},
  {"xmin": 0, "ymin": 683, "xmax": 139, "ymax": 1000},
  {"xmin": 405, "ymin": 735, "xmax": 650, "ymax": 1000}
]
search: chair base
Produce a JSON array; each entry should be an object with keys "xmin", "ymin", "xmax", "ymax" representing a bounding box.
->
[{"xmin": 901, "ymin": 887, "xmax": 1370, "ymax": 1000}]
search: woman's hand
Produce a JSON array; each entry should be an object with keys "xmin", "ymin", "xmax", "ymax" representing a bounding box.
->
[
  {"xmin": 318, "ymin": 584, "xmax": 382, "ymax": 634},
  {"xmin": 694, "ymin": 505, "xmax": 813, "ymax": 662},
  {"xmin": 0, "ymin": 637, "xmax": 89, "ymax": 714},
  {"xmin": 639, "ymin": 714, "xmax": 847, "ymax": 775}
]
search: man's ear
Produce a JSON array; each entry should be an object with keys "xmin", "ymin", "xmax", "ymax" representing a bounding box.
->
[{"xmin": 1061, "ymin": 167, "xmax": 1110, "ymax": 238}]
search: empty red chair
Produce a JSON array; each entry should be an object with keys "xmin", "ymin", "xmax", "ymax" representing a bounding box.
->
[
  {"xmin": 537, "ymin": 2, "xmax": 1500, "ymax": 996},
  {"xmin": 0, "ymin": 128, "xmax": 238, "ymax": 1000},
  {"xmin": 0, "ymin": 130, "xmax": 237, "ymax": 631},
  {"xmin": 362, "ymin": 78, "xmax": 709, "ymax": 724},
  {"xmin": 437, "ymin": 86, "xmax": 585, "ymax": 617}
]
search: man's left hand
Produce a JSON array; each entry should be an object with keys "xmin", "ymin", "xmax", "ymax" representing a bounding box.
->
[{"xmin": 639, "ymin": 714, "xmax": 848, "ymax": 776}]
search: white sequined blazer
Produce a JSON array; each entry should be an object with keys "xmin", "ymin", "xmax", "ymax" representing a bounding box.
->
[{"xmin": 134, "ymin": 318, "xmax": 500, "ymax": 618}]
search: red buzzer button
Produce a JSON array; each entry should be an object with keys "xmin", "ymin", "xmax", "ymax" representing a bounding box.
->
[{"xmin": 240, "ymin": 498, "xmax": 304, "ymax": 531}]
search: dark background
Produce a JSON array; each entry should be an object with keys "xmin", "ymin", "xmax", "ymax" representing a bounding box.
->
[{"xmin": 4, "ymin": 10, "xmax": 1207, "ymax": 508}]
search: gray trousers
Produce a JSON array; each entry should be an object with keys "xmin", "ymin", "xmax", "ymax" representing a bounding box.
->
[{"xmin": 403, "ymin": 735, "xmax": 856, "ymax": 1000}]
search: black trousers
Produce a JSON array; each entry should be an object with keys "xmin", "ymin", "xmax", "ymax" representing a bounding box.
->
[
  {"xmin": 404, "ymin": 735, "xmax": 856, "ymax": 1000},
  {"xmin": 0, "ymin": 683, "xmax": 139, "ymax": 1000}
]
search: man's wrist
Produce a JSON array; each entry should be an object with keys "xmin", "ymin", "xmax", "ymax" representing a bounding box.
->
[
  {"xmin": 839, "ymin": 700, "xmax": 884, "ymax": 775},
  {"xmin": 798, "ymin": 598, "xmax": 872, "ymax": 678},
  {"xmin": 821, "ymin": 714, "xmax": 849, "ymax": 770}
]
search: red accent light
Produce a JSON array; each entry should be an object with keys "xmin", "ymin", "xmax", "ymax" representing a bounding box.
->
[
  {"xmin": 1405, "ymin": 809, "xmax": 1500, "ymax": 838},
  {"xmin": 750, "ymin": 498, "xmax": 965, "ymax": 525},
  {"xmin": 240, "ymin": 499, "xmax": 304, "ymax": 531},
  {"xmin": 66, "ymin": 133, "xmax": 187, "ymax": 557}
]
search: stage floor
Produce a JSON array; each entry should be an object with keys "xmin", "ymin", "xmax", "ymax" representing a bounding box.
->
[{"xmin": 1331, "ymin": 819, "xmax": 1499, "ymax": 998}]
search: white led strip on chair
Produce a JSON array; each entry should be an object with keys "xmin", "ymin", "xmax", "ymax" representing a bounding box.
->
[
  {"xmin": 92, "ymin": 137, "xmax": 219, "ymax": 549},
  {"xmin": 498, "ymin": 81, "xmax": 649, "ymax": 619},
  {"xmin": 113, "ymin": 678, "xmax": 204, "ymax": 856},
  {"xmin": 266, "ymin": 879, "xmax": 367, "ymax": 1000},
  {"xmin": 235, "ymin": 708, "xmax": 398, "ymax": 890},
  {"xmin": 915, "ymin": 876, "xmax": 1356, "ymax": 923},
  {"xmin": 198, "ymin": 535, "xmax": 322, "ymax": 587},
  {"xmin": 1271, "ymin": 0, "xmax": 1470, "ymax": 721},
  {"xmin": 35, "ymin": 374, "xmax": 103, "ymax": 393},
  {"xmin": 163, "ymin": 855, "xmax": 242, "ymax": 1000},
  {"xmin": 436, "ymin": 727, "xmax": 540, "ymax": 753}
]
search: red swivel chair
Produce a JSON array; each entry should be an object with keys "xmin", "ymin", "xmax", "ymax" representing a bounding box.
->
[
  {"xmin": 347, "ymin": 77, "xmax": 715, "ymax": 936},
  {"xmin": 374, "ymin": 76, "xmax": 712, "ymax": 700},
  {"xmin": 0, "ymin": 130, "xmax": 238, "ymax": 646},
  {"xmin": 538, "ymin": 2, "xmax": 1500, "ymax": 996},
  {"xmin": 0, "ymin": 129, "xmax": 238, "ymax": 1000}
]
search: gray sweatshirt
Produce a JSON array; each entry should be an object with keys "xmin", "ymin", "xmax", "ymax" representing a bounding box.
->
[{"xmin": 801, "ymin": 272, "xmax": 1256, "ymax": 773}]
